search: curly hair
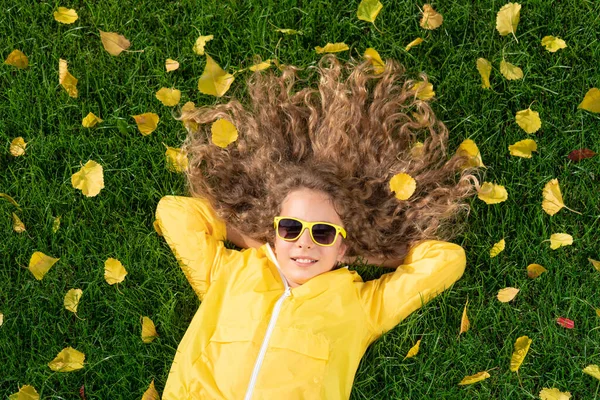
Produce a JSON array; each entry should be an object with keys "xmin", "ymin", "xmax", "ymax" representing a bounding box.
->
[{"xmin": 179, "ymin": 54, "xmax": 481, "ymax": 262}]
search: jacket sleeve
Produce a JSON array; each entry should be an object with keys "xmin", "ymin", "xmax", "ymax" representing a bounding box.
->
[
  {"xmin": 357, "ymin": 240, "xmax": 466, "ymax": 337},
  {"xmin": 155, "ymin": 195, "xmax": 239, "ymax": 300}
]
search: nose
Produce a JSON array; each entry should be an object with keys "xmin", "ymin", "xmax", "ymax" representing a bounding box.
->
[{"xmin": 296, "ymin": 227, "xmax": 313, "ymax": 247}]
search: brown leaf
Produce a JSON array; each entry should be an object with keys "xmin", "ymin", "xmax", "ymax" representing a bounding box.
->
[{"xmin": 568, "ymin": 148, "xmax": 596, "ymax": 162}]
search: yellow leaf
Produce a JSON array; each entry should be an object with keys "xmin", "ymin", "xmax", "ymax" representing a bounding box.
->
[
  {"xmin": 198, "ymin": 54, "xmax": 235, "ymax": 97},
  {"xmin": 578, "ymin": 88, "xmax": 600, "ymax": 113},
  {"xmin": 497, "ymin": 287, "xmax": 519, "ymax": 302},
  {"xmin": 4, "ymin": 49, "xmax": 29, "ymax": 69},
  {"xmin": 59, "ymin": 59, "xmax": 78, "ymax": 98},
  {"xmin": 476, "ymin": 58, "xmax": 492, "ymax": 89},
  {"xmin": 460, "ymin": 299, "xmax": 470, "ymax": 334},
  {"xmin": 211, "ymin": 118, "xmax": 238, "ymax": 148},
  {"xmin": 496, "ymin": 3, "xmax": 521, "ymax": 38},
  {"xmin": 142, "ymin": 379, "xmax": 160, "ymax": 400},
  {"xmin": 403, "ymin": 339, "xmax": 421, "ymax": 360},
  {"xmin": 132, "ymin": 113, "xmax": 160, "ymax": 135},
  {"xmin": 500, "ymin": 59, "xmax": 523, "ymax": 80},
  {"xmin": 52, "ymin": 216, "xmax": 61, "ymax": 233},
  {"xmin": 12, "ymin": 213, "xmax": 26, "ymax": 233},
  {"xmin": 153, "ymin": 220, "xmax": 163, "ymax": 236},
  {"xmin": 539, "ymin": 387, "xmax": 572, "ymax": 400},
  {"xmin": 413, "ymin": 81, "xmax": 435, "ymax": 100},
  {"xmin": 583, "ymin": 364, "xmax": 600, "ymax": 380},
  {"xmin": 405, "ymin": 38, "xmax": 424, "ymax": 51},
  {"xmin": 458, "ymin": 371, "xmax": 490, "ymax": 385},
  {"xmin": 192, "ymin": 34, "xmax": 214, "ymax": 55},
  {"xmin": 0, "ymin": 313, "xmax": 3, "ymax": 327},
  {"xmin": 411, "ymin": 141, "xmax": 424, "ymax": 157},
  {"xmin": 541, "ymin": 36, "xmax": 567, "ymax": 52},
  {"xmin": 28, "ymin": 252, "xmax": 59, "ymax": 280},
  {"xmin": 515, "ymin": 109, "xmax": 541, "ymax": 133},
  {"xmin": 249, "ymin": 59, "xmax": 273, "ymax": 72},
  {"xmin": 141, "ymin": 316, "xmax": 159, "ymax": 343},
  {"xmin": 82, "ymin": 112, "xmax": 103, "ymax": 128},
  {"xmin": 155, "ymin": 88, "xmax": 181, "ymax": 107},
  {"xmin": 420, "ymin": 4, "xmax": 443, "ymax": 30},
  {"xmin": 182, "ymin": 101, "xmax": 195, "ymax": 112},
  {"xmin": 165, "ymin": 58, "xmax": 179, "ymax": 72},
  {"xmin": 0, "ymin": 193, "xmax": 20, "ymax": 207},
  {"xmin": 10, "ymin": 137, "xmax": 27, "ymax": 156},
  {"xmin": 549, "ymin": 233, "xmax": 573, "ymax": 250},
  {"xmin": 164, "ymin": 144, "xmax": 189, "ymax": 172},
  {"xmin": 509, "ymin": 138, "xmax": 537, "ymax": 158},
  {"xmin": 53, "ymin": 7, "xmax": 78, "ymax": 24},
  {"xmin": 510, "ymin": 335, "xmax": 531, "ymax": 372},
  {"xmin": 275, "ymin": 28, "xmax": 302, "ymax": 35},
  {"xmin": 490, "ymin": 239, "xmax": 505, "ymax": 258},
  {"xmin": 363, "ymin": 48, "xmax": 385, "ymax": 74},
  {"xmin": 456, "ymin": 139, "xmax": 485, "ymax": 169},
  {"xmin": 71, "ymin": 160, "xmax": 104, "ymax": 197},
  {"xmin": 596, "ymin": 308, "xmax": 600, "ymax": 317},
  {"xmin": 8, "ymin": 385, "xmax": 39, "ymax": 400},
  {"xmin": 589, "ymin": 258, "xmax": 600, "ymax": 272},
  {"xmin": 48, "ymin": 347, "xmax": 85, "ymax": 372},
  {"xmin": 99, "ymin": 30, "xmax": 131, "ymax": 56},
  {"xmin": 478, "ymin": 182, "xmax": 508, "ymax": 204},
  {"xmin": 315, "ymin": 42, "xmax": 349, "ymax": 54},
  {"xmin": 104, "ymin": 258, "xmax": 127, "ymax": 285},
  {"xmin": 389, "ymin": 173, "xmax": 417, "ymax": 200},
  {"xmin": 542, "ymin": 179, "xmax": 564, "ymax": 216},
  {"xmin": 527, "ymin": 263, "xmax": 547, "ymax": 279},
  {"xmin": 64, "ymin": 288, "xmax": 83, "ymax": 313},
  {"xmin": 357, "ymin": 0, "xmax": 383, "ymax": 23}
]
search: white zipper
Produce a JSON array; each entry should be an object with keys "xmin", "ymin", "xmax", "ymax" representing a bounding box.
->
[{"xmin": 243, "ymin": 244, "xmax": 291, "ymax": 400}]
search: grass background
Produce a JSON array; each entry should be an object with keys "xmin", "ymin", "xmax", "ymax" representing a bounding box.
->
[{"xmin": 1, "ymin": 0, "xmax": 599, "ymax": 398}]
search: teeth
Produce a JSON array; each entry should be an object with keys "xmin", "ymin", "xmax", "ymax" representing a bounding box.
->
[{"xmin": 295, "ymin": 258, "xmax": 317, "ymax": 263}]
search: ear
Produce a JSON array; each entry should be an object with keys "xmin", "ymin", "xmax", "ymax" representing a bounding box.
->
[{"xmin": 337, "ymin": 241, "xmax": 348, "ymax": 262}]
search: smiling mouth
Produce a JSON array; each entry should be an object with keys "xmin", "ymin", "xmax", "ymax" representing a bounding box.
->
[{"xmin": 291, "ymin": 258, "xmax": 318, "ymax": 265}]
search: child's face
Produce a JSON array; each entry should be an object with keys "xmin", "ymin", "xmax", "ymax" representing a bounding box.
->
[{"xmin": 274, "ymin": 188, "xmax": 347, "ymax": 288}]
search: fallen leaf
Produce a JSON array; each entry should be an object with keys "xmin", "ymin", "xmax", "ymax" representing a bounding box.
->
[
  {"xmin": 164, "ymin": 144, "xmax": 189, "ymax": 172},
  {"xmin": 497, "ymin": 287, "xmax": 519, "ymax": 302},
  {"xmin": 79, "ymin": 385, "xmax": 86, "ymax": 400},
  {"xmin": 54, "ymin": 7, "xmax": 78, "ymax": 24},
  {"xmin": 132, "ymin": 113, "xmax": 160, "ymax": 135},
  {"xmin": 515, "ymin": 108, "xmax": 541, "ymax": 133},
  {"xmin": 198, "ymin": 54, "xmax": 235, "ymax": 97},
  {"xmin": 583, "ymin": 364, "xmax": 600, "ymax": 380},
  {"xmin": 12, "ymin": 213, "xmax": 26, "ymax": 233},
  {"xmin": 556, "ymin": 317, "xmax": 574, "ymax": 329},
  {"xmin": 542, "ymin": 179, "xmax": 565, "ymax": 216},
  {"xmin": 64, "ymin": 289, "xmax": 83, "ymax": 313},
  {"xmin": 411, "ymin": 141, "xmax": 424, "ymax": 157},
  {"xmin": 509, "ymin": 138, "xmax": 537, "ymax": 158},
  {"xmin": 478, "ymin": 182, "xmax": 508, "ymax": 204},
  {"xmin": 249, "ymin": 59, "xmax": 273, "ymax": 72},
  {"xmin": 82, "ymin": 112, "xmax": 103, "ymax": 128},
  {"xmin": 403, "ymin": 339, "xmax": 421, "ymax": 360},
  {"xmin": 460, "ymin": 299, "xmax": 470, "ymax": 334},
  {"xmin": 510, "ymin": 335, "xmax": 531, "ymax": 372},
  {"xmin": 500, "ymin": 59, "xmax": 523, "ymax": 80},
  {"xmin": 141, "ymin": 316, "xmax": 159, "ymax": 343},
  {"xmin": 211, "ymin": 118, "xmax": 238, "ymax": 148},
  {"xmin": 99, "ymin": 30, "xmax": 131, "ymax": 56},
  {"xmin": 578, "ymin": 88, "xmax": 600, "ymax": 113},
  {"xmin": 71, "ymin": 160, "xmax": 104, "ymax": 197},
  {"xmin": 48, "ymin": 347, "xmax": 85, "ymax": 372},
  {"xmin": 52, "ymin": 216, "xmax": 61, "ymax": 233},
  {"xmin": 0, "ymin": 313, "xmax": 3, "ymax": 327},
  {"xmin": 567, "ymin": 148, "xmax": 596, "ymax": 162},
  {"xmin": 496, "ymin": 2, "xmax": 521, "ymax": 40},
  {"xmin": 10, "ymin": 137, "xmax": 27, "ymax": 156},
  {"xmin": 0, "ymin": 193, "xmax": 20, "ymax": 207},
  {"xmin": 413, "ymin": 81, "xmax": 435, "ymax": 100},
  {"xmin": 8, "ymin": 385, "xmax": 39, "ymax": 400},
  {"xmin": 165, "ymin": 58, "xmax": 179, "ymax": 72},
  {"xmin": 142, "ymin": 379, "xmax": 160, "ymax": 400},
  {"xmin": 155, "ymin": 88, "xmax": 181, "ymax": 106},
  {"xmin": 420, "ymin": 4, "xmax": 443, "ymax": 30},
  {"xmin": 456, "ymin": 139, "xmax": 485, "ymax": 169},
  {"xmin": 476, "ymin": 58, "xmax": 492, "ymax": 89},
  {"xmin": 526, "ymin": 263, "xmax": 547, "ymax": 278},
  {"xmin": 192, "ymin": 34, "xmax": 213, "ymax": 55},
  {"xmin": 539, "ymin": 387, "xmax": 572, "ymax": 400},
  {"xmin": 490, "ymin": 239, "xmax": 505, "ymax": 258},
  {"xmin": 363, "ymin": 48, "xmax": 385, "ymax": 74},
  {"xmin": 405, "ymin": 38, "xmax": 424, "ymax": 51},
  {"xmin": 29, "ymin": 252, "xmax": 59, "ymax": 280},
  {"xmin": 59, "ymin": 59, "xmax": 78, "ymax": 98},
  {"xmin": 315, "ymin": 42, "xmax": 349, "ymax": 54},
  {"xmin": 274, "ymin": 28, "xmax": 302, "ymax": 35},
  {"xmin": 389, "ymin": 173, "xmax": 416, "ymax": 200},
  {"xmin": 548, "ymin": 233, "xmax": 573, "ymax": 250},
  {"xmin": 4, "ymin": 49, "xmax": 28, "ymax": 69},
  {"xmin": 541, "ymin": 36, "xmax": 567, "ymax": 52},
  {"xmin": 596, "ymin": 309, "xmax": 600, "ymax": 317},
  {"xmin": 357, "ymin": 0, "xmax": 383, "ymax": 23},
  {"xmin": 589, "ymin": 258, "xmax": 600, "ymax": 272},
  {"xmin": 104, "ymin": 258, "xmax": 127, "ymax": 285},
  {"xmin": 458, "ymin": 371, "xmax": 490, "ymax": 385}
]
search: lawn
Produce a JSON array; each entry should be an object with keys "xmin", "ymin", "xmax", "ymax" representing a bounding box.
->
[{"xmin": 1, "ymin": 0, "xmax": 599, "ymax": 398}]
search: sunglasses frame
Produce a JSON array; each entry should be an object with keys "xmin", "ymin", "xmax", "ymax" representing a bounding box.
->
[{"xmin": 274, "ymin": 216, "xmax": 347, "ymax": 247}]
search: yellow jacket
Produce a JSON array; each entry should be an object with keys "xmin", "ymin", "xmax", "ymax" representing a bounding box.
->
[{"xmin": 156, "ymin": 196, "xmax": 466, "ymax": 400}]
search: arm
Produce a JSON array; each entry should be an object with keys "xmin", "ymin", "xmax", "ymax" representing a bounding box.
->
[{"xmin": 226, "ymin": 223, "xmax": 263, "ymax": 249}]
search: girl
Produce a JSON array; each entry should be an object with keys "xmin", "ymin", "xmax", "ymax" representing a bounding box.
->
[{"xmin": 155, "ymin": 54, "xmax": 481, "ymax": 399}]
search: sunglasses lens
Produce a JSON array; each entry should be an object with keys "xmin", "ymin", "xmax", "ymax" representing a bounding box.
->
[
  {"xmin": 312, "ymin": 224, "xmax": 337, "ymax": 245},
  {"xmin": 277, "ymin": 218, "xmax": 303, "ymax": 240}
]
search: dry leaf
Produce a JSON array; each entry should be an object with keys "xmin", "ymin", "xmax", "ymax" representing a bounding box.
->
[
  {"xmin": 413, "ymin": 81, "xmax": 435, "ymax": 100},
  {"xmin": 64, "ymin": 289, "xmax": 83, "ymax": 313},
  {"xmin": 141, "ymin": 316, "xmax": 159, "ymax": 343},
  {"xmin": 249, "ymin": 59, "xmax": 273, "ymax": 72},
  {"xmin": 478, "ymin": 182, "xmax": 508, "ymax": 204},
  {"xmin": 29, "ymin": 251, "xmax": 59, "ymax": 280},
  {"xmin": 0, "ymin": 193, "xmax": 20, "ymax": 207},
  {"xmin": 458, "ymin": 371, "xmax": 490, "ymax": 385},
  {"xmin": 405, "ymin": 38, "xmax": 424, "ymax": 51},
  {"xmin": 515, "ymin": 108, "xmax": 541, "ymax": 133},
  {"xmin": 132, "ymin": 113, "xmax": 160, "ymax": 135},
  {"xmin": 457, "ymin": 139, "xmax": 485, "ymax": 169},
  {"xmin": 142, "ymin": 380, "xmax": 160, "ymax": 400},
  {"xmin": 583, "ymin": 364, "xmax": 600, "ymax": 380},
  {"xmin": 59, "ymin": 59, "xmax": 78, "ymax": 98},
  {"xmin": 104, "ymin": 258, "xmax": 127, "ymax": 285},
  {"xmin": 403, "ymin": 339, "xmax": 421, "ymax": 360},
  {"xmin": 460, "ymin": 299, "xmax": 470, "ymax": 334},
  {"xmin": 211, "ymin": 118, "xmax": 238, "ymax": 148},
  {"xmin": 542, "ymin": 179, "xmax": 565, "ymax": 216},
  {"xmin": 54, "ymin": 7, "xmax": 78, "ymax": 24},
  {"xmin": 411, "ymin": 141, "xmax": 425, "ymax": 157},
  {"xmin": 192, "ymin": 34, "xmax": 213, "ymax": 55},
  {"xmin": 155, "ymin": 88, "xmax": 181, "ymax": 106},
  {"xmin": 497, "ymin": 287, "xmax": 519, "ymax": 302},
  {"xmin": 52, "ymin": 216, "xmax": 61, "ymax": 233},
  {"xmin": 389, "ymin": 173, "xmax": 417, "ymax": 200},
  {"xmin": 315, "ymin": 42, "xmax": 349, "ymax": 54},
  {"xmin": 476, "ymin": 58, "xmax": 492, "ymax": 89},
  {"xmin": 82, "ymin": 112, "xmax": 103, "ymax": 128},
  {"xmin": 589, "ymin": 258, "xmax": 600, "ymax": 272},
  {"xmin": 12, "ymin": 213, "xmax": 26, "ymax": 233},
  {"xmin": 510, "ymin": 335, "xmax": 531, "ymax": 372},
  {"xmin": 198, "ymin": 54, "xmax": 235, "ymax": 97},
  {"xmin": 541, "ymin": 36, "xmax": 567, "ymax": 52},
  {"xmin": 4, "ymin": 49, "xmax": 29, "ymax": 69},
  {"xmin": 556, "ymin": 317, "xmax": 574, "ymax": 329},
  {"xmin": 8, "ymin": 385, "xmax": 39, "ymax": 400},
  {"xmin": 496, "ymin": 3, "xmax": 521, "ymax": 39},
  {"xmin": 526, "ymin": 264, "xmax": 547, "ymax": 278},
  {"xmin": 548, "ymin": 233, "xmax": 573, "ymax": 250},
  {"xmin": 48, "ymin": 347, "xmax": 85, "ymax": 372},
  {"xmin": 490, "ymin": 239, "xmax": 505, "ymax": 258},
  {"xmin": 164, "ymin": 144, "xmax": 189, "ymax": 172},
  {"xmin": 165, "ymin": 58, "xmax": 179, "ymax": 72},
  {"xmin": 596, "ymin": 309, "xmax": 600, "ymax": 317},
  {"xmin": 99, "ymin": 31, "xmax": 131, "ymax": 56},
  {"xmin": 71, "ymin": 160, "xmax": 104, "ymax": 197},
  {"xmin": 500, "ymin": 59, "xmax": 523, "ymax": 80},
  {"xmin": 420, "ymin": 4, "xmax": 443, "ymax": 30},
  {"xmin": 567, "ymin": 148, "xmax": 596, "ymax": 162},
  {"xmin": 539, "ymin": 388, "xmax": 572, "ymax": 400},
  {"xmin": 363, "ymin": 48, "xmax": 385, "ymax": 74},
  {"xmin": 357, "ymin": 0, "xmax": 383, "ymax": 23},
  {"xmin": 10, "ymin": 137, "xmax": 27, "ymax": 156},
  {"xmin": 578, "ymin": 88, "xmax": 600, "ymax": 113},
  {"xmin": 509, "ymin": 138, "xmax": 537, "ymax": 158},
  {"xmin": 0, "ymin": 313, "xmax": 3, "ymax": 327}
]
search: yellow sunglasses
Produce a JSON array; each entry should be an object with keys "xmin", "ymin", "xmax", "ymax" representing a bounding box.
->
[{"xmin": 274, "ymin": 216, "xmax": 347, "ymax": 247}]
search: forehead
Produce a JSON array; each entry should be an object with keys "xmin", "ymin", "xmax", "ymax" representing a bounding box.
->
[{"xmin": 280, "ymin": 189, "xmax": 342, "ymax": 225}]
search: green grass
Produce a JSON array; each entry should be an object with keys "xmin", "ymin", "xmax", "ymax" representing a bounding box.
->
[{"xmin": 1, "ymin": 0, "xmax": 599, "ymax": 398}]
